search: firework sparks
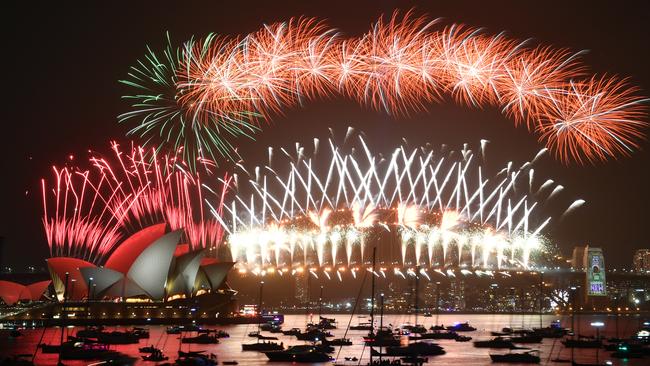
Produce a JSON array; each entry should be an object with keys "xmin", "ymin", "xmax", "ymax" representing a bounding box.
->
[
  {"xmin": 211, "ymin": 129, "xmax": 579, "ymax": 273},
  {"xmin": 122, "ymin": 11, "xmax": 647, "ymax": 166},
  {"xmin": 41, "ymin": 142, "xmax": 230, "ymax": 263}
]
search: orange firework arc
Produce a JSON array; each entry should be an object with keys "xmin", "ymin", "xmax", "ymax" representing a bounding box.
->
[{"xmin": 168, "ymin": 10, "xmax": 647, "ymax": 163}]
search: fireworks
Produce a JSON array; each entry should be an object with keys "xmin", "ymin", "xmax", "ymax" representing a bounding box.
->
[
  {"xmin": 211, "ymin": 130, "xmax": 580, "ymax": 274},
  {"xmin": 122, "ymin": 10, "xmax": 647, "ymax": 165},
  {"xmin": 41, "ymin": 141, "xmax": 230, "ymax": 263},
  {"xmin": 118, "ymin": 33, "xmax": 259, "ymax": 168}
]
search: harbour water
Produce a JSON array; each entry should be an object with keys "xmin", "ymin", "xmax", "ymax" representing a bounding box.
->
[{"xmin": 1, "ymin": 314, "xmax": 647, "ymax": 365}]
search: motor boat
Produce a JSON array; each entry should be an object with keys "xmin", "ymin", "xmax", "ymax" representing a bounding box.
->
[
  {"xmin": 141, "ymin": 349, "xmax": 168, "ymax": 362},
  {"xmin": 415, "ymin": 331, "xmax": 458, "ymax": 340},
  {"xmin": 130, "ymin": 327, "xmax": 150, "ymax": 339},
  {"xmin": 430, "ymin": 324, "xmax": 446, "ymax": 331},
  {"xmin": 95, "ymin": 331, "xmax": 140, "ymax": 344},
  {"xmin": 363, "ymin": 328, "xmax": 400, "ymax": 347},
  {"xmin": 325, "ymin": 337, "xmax": 352, "ymax": 346},
  {"xmin": 242, "ymin": 341, "xmax": 284, "ymax": 351},
  {"xmin": 181, "ymin": 334, "xmax": 219, "ymax": 344},
  {"xmin": 75, "ymin": 326, "xmax": 104, "ymax": 338},
  {"xmin": 316, "ymin": 316, "xmax": 337, "ymax": 330},
  {"xmin": 350, "ymin": 322, "xmax": 373, "ymax": 331},
  {"xmin": 402, "ymin": 324, "xmax": 427, "ymax": 334},
  {"xmin": 197, "ymin": 329, "xmax": 229, "ymax": 338},
  {"xmin": 446, "ymin": 322, "xmax": 477, "ymax": 332},
  {"xmin": 371, "ymin": 342, "xmax": 446, "ymax": 356},
  {"xmin": 264, "ymin": 345, "xmax": 332, "ymax": 362},
  {"xmin": 139, "ymin": 345, "xmax": 158, "ymax": 353},
  {"xmin": 489, "ymin": 350, "xmax": 540, "ymax": 363},
  {"xmin": 474, "ymin": 337, "xmax": 516, "ymax": 349},
  {"xmin": 455, "ymin": 335, "xmax": 472, "ymax": 342},
  {"xmin": 295, "ymin": 329, "xmax": 332, "ymax": 341},
  {"xmin": 176, "ymin": 354, "xmax": 218, "ymax": 366},
  {"xmin": 281, "ymin": 328, "xmax": 301, "ymax": 336},
  {"xmin": 166, "ymin": 326, "xmax": 182, "ymax": 334}
]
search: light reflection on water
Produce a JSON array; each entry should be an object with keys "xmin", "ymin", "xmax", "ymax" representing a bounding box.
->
[{"xmin": 1, "ymin": 314, "xmax": 647, "ymax": 366}]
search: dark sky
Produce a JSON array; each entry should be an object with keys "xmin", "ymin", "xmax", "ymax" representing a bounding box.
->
[{"xmin": 3, "ymin": 1, "xmax": 649, "ymax": 269}]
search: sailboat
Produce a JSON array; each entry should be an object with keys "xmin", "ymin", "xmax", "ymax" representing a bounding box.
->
[{"xmin": 242, "ymin": 281, "xmax": 284, "ymax": 352}]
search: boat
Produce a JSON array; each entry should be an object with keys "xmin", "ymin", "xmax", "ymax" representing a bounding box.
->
[
  {"xmin": 56, "ymin": 340, "xmax": 117, "ymax": 360},
  {"xmin": 261, "ymin": 323, "xmax": 282, "ymax": 333},
  {"xmin": 222, "ymin": 362, "xmax": 238, "ymax": 365},
  {"xmin": 401, "ymin": 356, "xmax": 429, "ymax": 364},
  {"xmin": 315, "ymin": 343, "xmax": 335, "ymax": 353},
  {"xmin": 446, "ymin": 322, "xmax": 477, "ymax": 332},
  {"xmin": 316, "ymin": 316, "xmax": 337, "ymax": 330},
  {"xmin": 75, "ymin": 326, "xmax": 105, "ymax": 338},
  {"xmin": 215, "ymin": 329, "xmax": 230, "ymax": 338},
  {"xmin": 178, "ymin": 350, "xmax": 207, "ymax": 357},
  {"xmin": 489, "ymin": 350, "xmax": 541, "ymax": 363},
  {"xmin": 415, "ymin": 330, "xmax": 458, "ymax": 340},
  {"xmin": 141, "ymin": 349, "xmax": 168, "ymax": 362},
  {"xmin": 371, "ymin": 342, "xmax": 446, "ymax": 356},
  {"xmin": 455, "ymin": 335, "xmax": 472, "ymax": 342},
  {"xmin": 139, "ymin": 345, "xmax": 158, "ymax": 353},
  {"xmin": 281, "ymin": 328, "xmax": 301, "ymax": 336},
  {"xmin": 402, "ymin": 324, "xmax": 427, "ymax": 334},
  {"xmin": 181, "ymin": 334, "xmax": 219, "ymax": 344},
  {"xmin": 363, "ymin": 328, "xmax": 400, "ymax": 347},
  {"xmin": 96, "ymin": 331, "xmax": 140, "ymax": 344},
  {"xmin": 532, "ymin": 323, "xmax": 568, "ymax": 338},
  {"xmin": 176, "ymin": 354, "xmax": 218, "ymax": 366},
  {"xmin": 242, "ymin": 341, "xmax": 284, "ymax": 351},
  {"xmin": 130, "ymin": 327, "xmax": 150, "ymax": 339},
  {"xmin": 264, "ymin": 345, "xmax": 332, "ymax": 362},
  {"xmin": 166, "ymin": 326, "xmax": 182, "ymax": 334},
  {"xmin": 325, "ymin": 337, "xmax": 352, "ymax": 346},
  {"xmin": 295, "ymin": 329, "xmax": 332, "ymax": 341},
  {"xmin": 350, "ymin": 322, "xmax": 373, "ymax": 331},
  {"xmin": 474, "ymin": 337, "xmax": 516, "ymax": 349},
  {"xmin": 248, "ymin": 330, "xmax": 276, "ymax": 339},
  {"xmin": 430, "ymin": 324, "xmax": 446, "ymax": 331},
  {"xmin": 491, "ymin": 331, "xmax": 510, "ymax": 336}
]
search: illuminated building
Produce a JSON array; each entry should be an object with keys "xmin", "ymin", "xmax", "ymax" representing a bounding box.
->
[{"xmin": 633, "ymin": 249, "xmax": 650, "ymax": 273}]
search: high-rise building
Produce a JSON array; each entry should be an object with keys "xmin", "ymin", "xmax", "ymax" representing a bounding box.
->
[
  {"xmin": 633, "ymin": 249, "xmax": 650, "ymax": 273},
  {"xmin": 294, "ymin": 273, "xmax": 309, "ymax": 305}
]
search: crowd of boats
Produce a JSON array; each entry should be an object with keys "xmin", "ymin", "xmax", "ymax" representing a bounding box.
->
[{"xmin": 3, "ymin": 314, "xmax": 650, "ymax": 365}]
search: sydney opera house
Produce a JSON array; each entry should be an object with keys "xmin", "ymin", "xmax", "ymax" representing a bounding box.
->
[{"xmin": 1, "ymin": 224, "xmax": 237, "ymax": 324}]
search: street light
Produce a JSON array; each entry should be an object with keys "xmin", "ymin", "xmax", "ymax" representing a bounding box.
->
[{"xmin": 591, "ymin": 321, "xmax": 605, "ymax": 364}]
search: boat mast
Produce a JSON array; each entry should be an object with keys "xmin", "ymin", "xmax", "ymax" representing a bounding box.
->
[
  {"xmin": 58, "ymin": 272, "xmax": 70, "ymax": 366},
  {"xmin": 435, "ymin": 281, "xmax": 440, "ymax": 327},
  {"xmin": 570, "ymin": 286, "xmax": 576, "ymax": 363},
  {"xmin": 318, "ymin": 285, "xmax": 323, "ymax": 319},
  {"xmin": 370, "ymin": 247, "xmax": 376, "ymax": 332},
  {"xmin": 369, "ymin": 247, "xmax": 376, "ymax": 366},
  {"xmin": 539, "ymin": 272, "xmax": 544, "ymax": 329},
  {"xmin": 258, "ymin": 280, "xmax": 264, "ymax": 342},
  {"xmin": 414, "ymin": 266, "xmax": 419, "ymax": 327}
]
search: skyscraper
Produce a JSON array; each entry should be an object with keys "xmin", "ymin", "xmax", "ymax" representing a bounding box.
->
[{"xmin": 633, "ymin": 249, "xmax": 650, "ymax": 273}]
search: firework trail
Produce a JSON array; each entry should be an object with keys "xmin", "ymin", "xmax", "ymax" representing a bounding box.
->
[
  {"xmin": 122, "ymin": 10, "xmax": 647, "ymax": 166},
  {"xmin": 41, "ymin": 142, "xmax": 231, "ymax": 263},
  {"xmin": 210, "ymin": 129, "xmax": 582, "ymax": 274}
]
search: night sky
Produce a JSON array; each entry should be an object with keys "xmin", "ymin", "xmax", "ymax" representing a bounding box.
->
[{"xmin": 4, "ymin": 1, "xmax": 649, "ymax": 269}]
